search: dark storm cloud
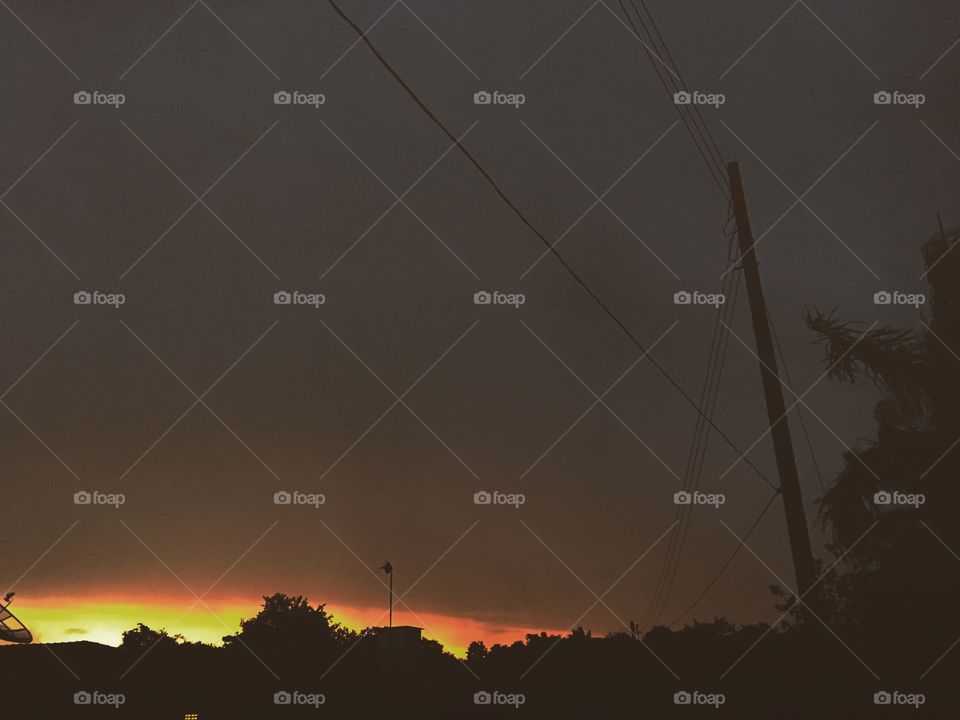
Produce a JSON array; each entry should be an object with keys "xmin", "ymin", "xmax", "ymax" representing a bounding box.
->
[{"xmin": 1, "ymin": 0, "xmax": 958, "ymax": 634}]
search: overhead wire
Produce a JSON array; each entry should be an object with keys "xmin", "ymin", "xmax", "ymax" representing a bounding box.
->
[
  {"xmin": 615, "ymin": 0, "xmax": 767, "ymax": 628},
  {"xmin": 327, "ymin": 0, "xmax": 776, "ymax": 493},
  {"xmin": 666, "ymin": 489, "xmax": 780, "ymax": 628}
]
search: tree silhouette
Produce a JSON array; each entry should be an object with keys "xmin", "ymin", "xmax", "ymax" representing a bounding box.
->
[
  {"xmin": 222, "ymin": 593, "xmax": 354, "ymax": 658},
  {"xmin": 120, "ymin": 623, "xmax": 182, "ymax": 652},
  {"xmin": 805, "ymin": 224, "xmax": 960, "ymax": 655},
  {"xmin": 466, "ymin": 640, "xmax": 487, "ymax": 666}
]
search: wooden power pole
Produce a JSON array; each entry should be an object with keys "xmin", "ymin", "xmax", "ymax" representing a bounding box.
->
[{"xmin": 727, "ymin": 161, "xmax": 818, "ymax": 599}]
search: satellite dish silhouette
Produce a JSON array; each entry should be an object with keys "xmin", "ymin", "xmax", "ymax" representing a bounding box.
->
[{"xmin": 0, "ymin": 593, "xmax": 32, "ymax": 644}]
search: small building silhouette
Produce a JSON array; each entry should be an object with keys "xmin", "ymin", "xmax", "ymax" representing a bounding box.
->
[{"xmin": 378, "ymin": 625, "xmax": 422, "ymax": 674}]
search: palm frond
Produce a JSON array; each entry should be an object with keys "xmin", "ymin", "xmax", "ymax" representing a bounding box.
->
[{"xmin": 805, "ymin": 310, "xmax": 930, "ymax": 415}]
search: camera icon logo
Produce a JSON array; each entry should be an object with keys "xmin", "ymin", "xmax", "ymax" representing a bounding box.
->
[
  {"xmin": 674, "ymin": 691, "xmax": 692, "ymax": 705},
  {"xmin": 74, "ymin": 691, "xmax": 92, "ymax": 704},
  {"xmin": 474, "ymin": 91, "xmax": 492, "ymax": 105},
  {"xmin": 673, "ymin": 91, "xmax": 692, "ymax": 105},
  {"xmin": 274, "ymin": 91, "xmax": 292, "ymax": 105},
  {"xmin": 274, "ymin": 291, "xmax": 292, "ymax": 305},
  {"xmin": 474, "ymin": 291, "xmax": 492, "ymax": 305},
  {"xmin": 873, "ymin": 291, "xmax": 892, "ymax": 305},
  {"xmin": 73, "ymin": 91, "xmax": 92, "ymax": 105},
  {"xmin": 673, "ymin": 291, "xmax": 692, "ymax": 305},
  {"xmin": 74, "ymin": 291, "xmax": 92, "ymax": 305},
  {"xmin": 873, "ymin": 91, "xmax": 892, "ymax": 105},
  {"xmin": 274, "ymin": 691, "xmax": 292, "ymax": 705},
  {"xmin": 274, "ymin": 491, "xmax": 292, "ymax": 505},
  {"xmin": 474, "ymin": 691, "xmax": 492, "ymax": 705},
  {"xmin": 673, "ymin": 491, "xmax": 692, "ymax": 505},
  {"xmin": 873, "ymin": 491, "xmax": 892, "ymax": 505},
  {"xmin": 874, "ymin": 691, "xmax": 891, "ymax": 705},
  {"xmin": 474, "ymin": 491, "xmax": 492, "ymax": 505},
  {"xmin": 74, "ymin": 491, "xmax": 92, "ymax": 505}
]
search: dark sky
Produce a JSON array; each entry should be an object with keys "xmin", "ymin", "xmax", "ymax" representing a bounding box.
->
[{"xmin": 1, "ymin": 0, "xmax": 959, "ymax": 638}]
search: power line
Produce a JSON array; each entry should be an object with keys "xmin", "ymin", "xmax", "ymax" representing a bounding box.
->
[
  {"xmin": 770, "ymin": 316, "xmax": 827, "ymax": 493},
  {"xmin": 328, "ymin": 0, "xmax": 775, "ymax": 491},
  {"xmin": 641, "ymin": 246, "xmax": 746, "ymax": 629},
  {"xmin": 616, "ymin": 0, "xmax": 730, "ymax": 202},
  {"xmin": 611, "ymin": 0, "xmax": 766, "ymax": 628},
  {"xmin": 632, "ymin": 0, "xmax": 728, "ymax": 176},
  {"xmin": 667, "ymin": 490, "xmax": 780, "ymax": 628}
]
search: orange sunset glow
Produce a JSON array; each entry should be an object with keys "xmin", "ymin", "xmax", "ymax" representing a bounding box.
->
[{"xmin": 14, "ymin": 595, "xmax": 562, "ymax": 658}]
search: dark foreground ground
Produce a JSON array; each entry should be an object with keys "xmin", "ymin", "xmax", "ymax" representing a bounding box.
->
[{"xmin": 0, "ymin": 629, "xmax": 956, "ymax": 718}]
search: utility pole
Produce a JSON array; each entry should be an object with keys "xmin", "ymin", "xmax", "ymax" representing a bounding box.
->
[
  {"xmin": 382, "ymin": 561, "xmax": 393, "ymax": 628},
  {"xmin": 727, "ymin": 161, "xmax": 818, "ymax": 599}
]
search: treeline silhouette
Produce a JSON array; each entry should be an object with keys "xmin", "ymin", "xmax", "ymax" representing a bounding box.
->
[{"xmin": 4, "ymin": 228, "xmax": 960, "ymax": 717}]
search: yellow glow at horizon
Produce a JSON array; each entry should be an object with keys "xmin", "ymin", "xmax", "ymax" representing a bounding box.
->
[{"xmin": 14, "ymin": 596, "xmax": 559, "ymax": 658}]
